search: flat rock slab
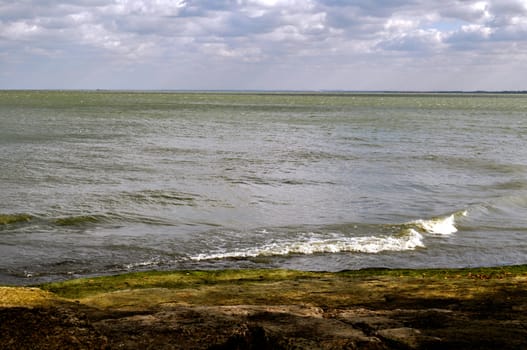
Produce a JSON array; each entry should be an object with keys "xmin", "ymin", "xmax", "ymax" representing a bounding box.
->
[{"xmin": 2, "ymin": 267, "xmax": 527, "ymax": 349}]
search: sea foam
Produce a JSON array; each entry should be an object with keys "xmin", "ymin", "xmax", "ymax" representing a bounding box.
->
[
  {"xmin": 410, "ymin": 210, "xmax": 467, "ymax": 235},
  {"xmin": 190, "ymin": 229, "xmax": 424, "ymax": 261},
  {"xmin": 190, "ymin": 211, "xmax": 467, "ymax": 261}
]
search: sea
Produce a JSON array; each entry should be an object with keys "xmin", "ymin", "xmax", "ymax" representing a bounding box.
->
[{"xmin": 1, "ymin": 90, "xmax": 526, "ymax": 285}]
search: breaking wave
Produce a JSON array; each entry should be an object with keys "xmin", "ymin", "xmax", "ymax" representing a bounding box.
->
[
  {"xmin": 190, "ymin": 230, "xmax": 424, "ymax": 261},
  {"xmin": 409, "ymin": 210, "xmax": 467, "ymax": 235},
  {"xmin": 190, "ymin": 211, "xmax": 467, "ymax": 261}
]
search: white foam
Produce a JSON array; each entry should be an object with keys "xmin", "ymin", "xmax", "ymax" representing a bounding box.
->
[
  {"xmin": 189, "ymin": 211, "xmax": 469, "ymax": 262},
  {"xmin": 124, "ymin": 258, "xmax": 160, "ymax": 270},
  {"xmin": 190, "ymin": 229, "xmax": 424, "ymax": 261},
  {"xmin": 411, "ymin": 211, "xmax": 466, "ymax": 235}
]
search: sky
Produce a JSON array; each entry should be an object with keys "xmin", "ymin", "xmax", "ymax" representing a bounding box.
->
[{"xmin": 1, "ymin": 0, "xmax": 527, "ymax": 91}]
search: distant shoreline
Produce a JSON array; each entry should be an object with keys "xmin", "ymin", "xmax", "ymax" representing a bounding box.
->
[{"xmin": 1, "ymin": 89, "xmax": 526, "ymax": 94}]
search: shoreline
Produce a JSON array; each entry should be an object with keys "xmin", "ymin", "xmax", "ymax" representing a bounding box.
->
[{"xmin": 2, "ymin": 265, "xmax": 527, "ymax": 349}]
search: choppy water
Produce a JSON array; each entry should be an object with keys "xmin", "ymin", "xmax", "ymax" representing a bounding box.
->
[{"xmin": 1, "ymin": 91, "xmax": 526, "ymax": 285}]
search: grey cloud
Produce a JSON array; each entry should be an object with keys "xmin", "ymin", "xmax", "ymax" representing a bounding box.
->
[
  {"xmin": 323, "ymin": 4, "xmax": 382, "ymax": 34},
  {"xmin": 488, "ymin": 0, "xmax": 527, "ymax": 18}
]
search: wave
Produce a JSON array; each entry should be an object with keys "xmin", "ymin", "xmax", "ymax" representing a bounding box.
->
[
  {"xmin": 0, "ymin": 210, "xmax": 177, "ymax": 231},
  {"xmin": 117, "ymin": 190, "xmax": 198, "ymax": 206},
  {"xmin": 418, "ymin": 155, "xmax": 527, "ymax": 175},
  {"xmin": 408, "ymin": 210, "xmax": 467, "ymax": 235},
  {"xmin": 190, "ymin": 211, "xmax": 466, "ymax": 261},
  {"xmin": 0, "ymin": 214, "xmax": 33, "ymax": 225},
  {"xmin": 53, "ymin": 215, "xmax": 104, "ymax": 226},
  {"xmin": 0, "ymin": 212, "xmax": 110, "ymax": 230},
  {"xmin": 458, "ymin": 193, "xmax": 527, "ymax": 230},
  {"xmin": 190, "ymin": 229, "xmax": 424, "ymax": 261},
  {"xmin": 123, "ymin": 258, "xmax": 163, "ymax": 270}
]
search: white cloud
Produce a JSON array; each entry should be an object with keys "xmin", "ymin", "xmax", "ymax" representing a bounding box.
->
[
  {"xmin": 245, "ymin": 0, "xmax": 313, "ymax": 8},
  {"xmin": 1, "ymin": 0, "xmax": 526, "ymax": 90},
  {"xmin": 108, "ymin": 0, "xmax": 187, "ymax": 16},
  {"xmin": 2, "ymin": 21, "xmax": 41, "ymax": 40},
  {"xmin": 384, "ymin": 18, "xmax": 419, "ymax": 32}
]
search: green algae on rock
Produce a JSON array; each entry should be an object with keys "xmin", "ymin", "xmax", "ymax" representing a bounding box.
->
[
  {"xmin": 40, "ymin": 266, "xmax": 527, "ymax": 310},
  {"xmin": 1, "ymin": 266, "xmax": 527, "ymax": 349}
]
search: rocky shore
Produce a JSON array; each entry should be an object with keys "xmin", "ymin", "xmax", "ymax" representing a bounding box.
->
[{"xmin": 1, "ymin": 266, "xmax": 527, "ymax": 349}]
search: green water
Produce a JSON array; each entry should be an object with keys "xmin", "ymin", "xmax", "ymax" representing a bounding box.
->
[{"xmin": 1, "ymin": 91, "xmax": 526, "ymax": 284}]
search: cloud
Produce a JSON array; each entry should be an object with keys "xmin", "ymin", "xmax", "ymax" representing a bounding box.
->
[
  {"xmin": 439, "ymin": 1, "xmax": 492, "ymax": 23},
  {"xmin": 1, "ymin": 0, "xmax": 526, "ymax": 90}
]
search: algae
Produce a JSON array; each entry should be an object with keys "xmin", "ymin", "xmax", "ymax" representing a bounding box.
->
[
  {"xmin": 53, "ymin": 215, "xmax": 100, "ymax": 226},
  {"xmin": 39, "ymin": 266, "xmax": 527, "ymax": 310},
  {"xmin": 0, "ymin": 287, "xmax": 60, "ymax": 307},
  {"xmin": 0, "ymin": 214, "xmax": 32, "ymax": 225},
  {"xmin": 41, "ymin": 269, "xmax": 315, "ymax": 300}
]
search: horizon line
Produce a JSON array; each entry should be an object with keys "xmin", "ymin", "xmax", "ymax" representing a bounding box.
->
[{"xmin": 1, "ymin": 88, "xmax": 526, "ymax": 94}]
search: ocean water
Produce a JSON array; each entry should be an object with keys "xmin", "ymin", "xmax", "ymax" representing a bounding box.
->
[{"xmin": 1, "ymin": 91, "xmax": 526, "ymax": 285}]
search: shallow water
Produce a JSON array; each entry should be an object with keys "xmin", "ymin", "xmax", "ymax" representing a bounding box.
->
[{"xmin": 1, "ymin": 91, "xmax": 526, "ymax": 284}]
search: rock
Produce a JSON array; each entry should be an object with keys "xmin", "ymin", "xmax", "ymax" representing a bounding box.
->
[
  {"xmin": 2, "ymin": 267, "xmax": 527, "ymax": 349},
  {"xmin": 377, "ymin": 327, "xmax": 423, "ymax": 349}
]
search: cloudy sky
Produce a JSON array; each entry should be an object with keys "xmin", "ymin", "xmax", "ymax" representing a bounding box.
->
[{"xmin": 1, "ymin": 0, "xmax": 527, "ymax": 90}]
